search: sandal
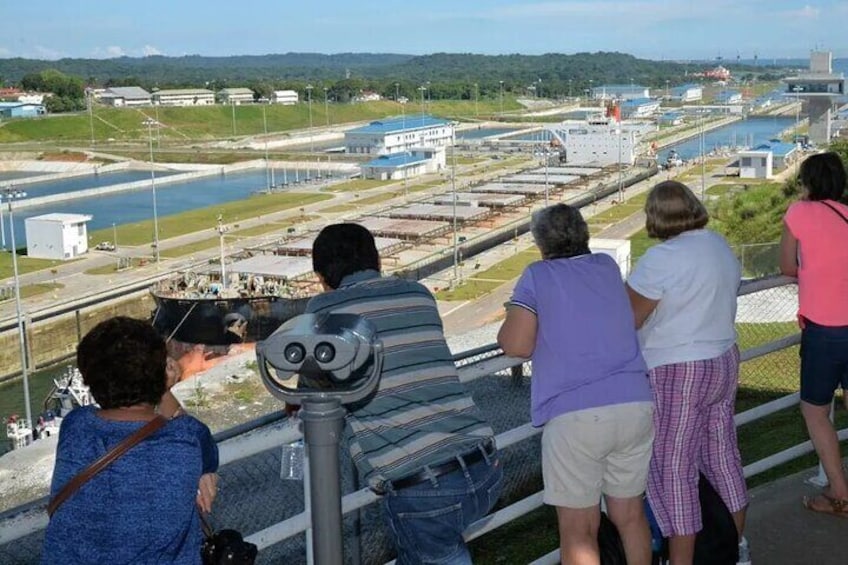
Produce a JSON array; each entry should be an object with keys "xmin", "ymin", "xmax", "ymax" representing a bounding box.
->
[{"xmin": 802, "ymin": 493, "xmax": 848, "ymax": 518}]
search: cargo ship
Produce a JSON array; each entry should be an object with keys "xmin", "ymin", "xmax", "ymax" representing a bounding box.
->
[{"xmin": 150, "ymin": 253, "xmax": 318, "ymax": 348}]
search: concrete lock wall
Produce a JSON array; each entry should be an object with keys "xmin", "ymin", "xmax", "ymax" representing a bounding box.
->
[{"xmin": 0, "ymin": 294, "xmax": 154, "ymax": 380}]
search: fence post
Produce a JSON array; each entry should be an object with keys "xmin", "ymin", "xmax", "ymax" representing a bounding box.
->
[{"xmin": 806, "ymin": 398, "xmax": 836, "ymax": 487}]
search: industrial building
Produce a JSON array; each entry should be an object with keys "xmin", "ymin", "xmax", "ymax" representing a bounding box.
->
[
  {"xmin": 24, "ymin": 213, "xmax": 93, "ymax": 260},
  {"xmin": 218, "ymin": 88, "xmax": 255, "ymax": 105},
  {"xmin": 667, "ymin": 84, "xmax": 703, "ymax": 102},
  {"xmin": 360, "ymin": 147, "xmax": 446, "ymax": 180},
  {"xmin": 152, "ymin": 89, "xmax": 215, "ymax": 106},
  {"xmin": 272, "ymin": 90, "xmax": 299, "ymax": 105},
  {"xmin": 620, "ymin": 98, "xmax": 661, "ymax": 118},
  {"xmin": 545, "ymin": 114, "xmax": 653, "ymax": 166},
  {"xmin": 345, "ymin": 115, "xmax": 454, "ymax": 155},
  {"xmin": 784, "ymin": 51, "xmax": 845, "ymax": 144},
  {"xmin": 0, "ymin": 102, "xmax": 46, "ymax": 118},
  {"xmin": 591, "ymin": 85, "xmax": 651, "ymax": 101},
  {"xmin": 715, "ymin": 90, "xmax": 743, "ymax": 105},
  {"xmin": 101, "ymin": 86, "xmax": 151, "ymax": 107},
  {"xmin": 738, "ymin": 142, "xmax": 798, "ymax": 179}
]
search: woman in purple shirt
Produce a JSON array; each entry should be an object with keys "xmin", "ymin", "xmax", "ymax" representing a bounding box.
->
[{"xmin": 499, "ymin": 204, "xmax": 654, "ymax": 565}]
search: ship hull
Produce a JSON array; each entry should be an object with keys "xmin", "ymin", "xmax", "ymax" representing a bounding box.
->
[{"xmin": 151, "ymin": 293, "xmax": 311, "ymax": 346}]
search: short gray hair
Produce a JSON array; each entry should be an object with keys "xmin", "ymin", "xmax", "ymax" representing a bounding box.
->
[{"xmin": 530, "ymin": 204, "xmax": 590, "ymax": 260}]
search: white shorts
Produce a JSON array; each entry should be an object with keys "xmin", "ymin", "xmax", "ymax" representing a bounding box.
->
[{"xmin": 542, "ymin": 402, "xmax": 654, "ymax": 508}]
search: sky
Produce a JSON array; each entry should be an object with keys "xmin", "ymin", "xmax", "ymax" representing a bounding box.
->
[{"xmin": 0, "ymin": 0, "xmax": 845, "ymax": 61}]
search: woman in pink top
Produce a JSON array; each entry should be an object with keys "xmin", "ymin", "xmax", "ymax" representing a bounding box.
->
[{"xmin": 780, "ymin": 151, "xmax": 848, "ymax": 517}]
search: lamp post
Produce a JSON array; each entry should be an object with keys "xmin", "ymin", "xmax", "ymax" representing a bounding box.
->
[
  {"xmin": 263, "ymin": 104, "xmax": 272, "ymax": 189},
  {"xmin": 665, "ymin": 80, "xmax": 670, "ymax": 99},
  {"xmin": 323, "ymin": 86, "xmax": 330, "ymax": 128},
  {"xmin": 699, "ymin": 107, "xmax": 706, "ymax": 199},
  {"xmin": 231, "ymin": 101, "xmax": 237, "ymax": 137},
  {"xmin": 451, "ymin": 125, "xmax": 458, "ymax": 283},
  {"xmin": 306, "ymin": 84, "xmax": 314, "ymax": 154},
  {"xmin": 112, "ymin": 222, "xmax": 118, "ymax": 250},
  {"xmin": 499, "ymin": 80, "xmax": 504, "ymax": 115},
  {"xmin": 217, "ymin": 215, "xmax": 228, "ymax": 284},
  {"xmin": 568, "ymin": 78, "xmax": 573, "ymax": 99},
  {"xmin": 143, "ymin": 119, "xmax": 160, "ymax": 264},
  {"xmin": 87, "ymin": 89, "xmax": 95, "ymax": 147},
  {"xmin": 2, "ymin": 186, "xmax": 33, "ymax": 430},
  {"xmin": 474, "ymin": 83, "xmax": 479, "ymax": 118}
]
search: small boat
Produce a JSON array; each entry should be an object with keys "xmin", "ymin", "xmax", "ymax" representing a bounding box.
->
[
  {"xmin": 5, "ymin": 367, "xmax": 94, "ymax": 451},
  {"xmin": 665, "ymin": 150, "xmax": 684, "ymax": 169}
]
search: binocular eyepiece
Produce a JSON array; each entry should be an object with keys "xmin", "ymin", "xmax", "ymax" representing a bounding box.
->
[{"xmin": 256, "ymin": 313, "xmax": 384, "ymax": 404}]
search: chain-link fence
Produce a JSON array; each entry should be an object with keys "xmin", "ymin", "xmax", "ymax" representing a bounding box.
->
[
  {"xmin": 0, "ymin": 277, "xmax": 807, "ymax": 565},
  {"xmin": 730, "ymin": 242, "xmax": 781, "ymax": 278}
]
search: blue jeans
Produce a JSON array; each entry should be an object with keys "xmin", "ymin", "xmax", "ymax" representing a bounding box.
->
[{"xmin": 380, "ymin": 450, "xmax": 503, "ymax": 565}]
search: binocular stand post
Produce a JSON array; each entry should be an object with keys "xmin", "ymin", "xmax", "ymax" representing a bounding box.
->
[{"xmin": 300, "ymin": 398, "xmax": 347, "ymax": 565}]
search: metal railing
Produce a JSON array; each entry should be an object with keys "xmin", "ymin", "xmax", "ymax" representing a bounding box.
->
[{"xmin": 2, "ymin": 274, "xmax": 843, "ymax": 565}]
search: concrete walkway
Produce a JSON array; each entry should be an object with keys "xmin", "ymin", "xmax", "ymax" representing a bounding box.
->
[{"xmin": 745, "ymin": 464, "xmax": 848, "ymax": 565}]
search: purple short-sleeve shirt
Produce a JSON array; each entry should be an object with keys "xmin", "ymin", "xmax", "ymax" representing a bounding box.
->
[{"xmin": 510, "ymin": 253, "xmax": 652, "ymax": 426}]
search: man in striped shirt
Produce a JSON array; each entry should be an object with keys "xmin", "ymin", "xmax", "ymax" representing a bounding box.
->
[{"xmin": 306, "ymin": 223, "xmax": 502, "ymax": 564}]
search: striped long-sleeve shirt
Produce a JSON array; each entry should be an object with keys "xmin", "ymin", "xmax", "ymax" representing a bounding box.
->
[{"xmin": 305, "ymin": 270, "xmax": 494, "ymax": 489}]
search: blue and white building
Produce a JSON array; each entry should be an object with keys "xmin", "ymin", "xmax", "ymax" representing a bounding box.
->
[
  {"xmin": 658, "ymin": 112, "xmax": 684, "ymax": 126},
  {"xmin": 620, "ymin": 98, "xmax": 661, "ymax": 118},
  {"xmin": 361, "ymin": 148, "xmax": 446, "ymax": 180},
  {"xmin": 715, "ymin": 90, "xmax": 743, "ymax": 105},
  {"xmin": 591, "ymin": 85, "xmax": 650, "ymax": 101},
  {"xmin": 738, "ymin": 142, "xmax": 799, "ymax": 178},
  {"xmin": 667, "ymin": 84, "xmax": 703, "ymax": 102},
  {"xmin": 346, "ymin": 115, "xmax": 454, "ymax": 155},
  {"xmin": 0, "ymin": 102, "xmax": 46, "ymax": 118}
]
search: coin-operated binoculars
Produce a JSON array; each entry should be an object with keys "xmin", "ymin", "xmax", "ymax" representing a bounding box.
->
[{"xmin": 256, "ymin": 313, "xmax": 383, "ymax": 565}]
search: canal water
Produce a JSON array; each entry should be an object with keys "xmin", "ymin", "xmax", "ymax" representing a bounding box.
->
[
  {"xmin": 1, "ymin": 167, "xmax": 339, "ymax": 246},
  {"xmin": 0, "ymin": 362, "xmax": 73, "ymax": 456},
  {"xmin": 662, "ymin": 116, "xmax": 795, "ymax": 162}
]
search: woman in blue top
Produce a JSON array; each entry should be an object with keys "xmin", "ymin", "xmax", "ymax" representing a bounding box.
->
[{"xmin": 42, "ymin": 317, "xmax": 219, "ymax": 565}]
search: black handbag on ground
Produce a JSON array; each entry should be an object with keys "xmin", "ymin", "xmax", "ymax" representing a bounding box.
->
[
  {"xmin": 599, "ymin": 511, "xmax": 628, "ymax": 565},
  {"xmin": 200, "ymin": 514, "xmax": 258, "ymax": 565}
]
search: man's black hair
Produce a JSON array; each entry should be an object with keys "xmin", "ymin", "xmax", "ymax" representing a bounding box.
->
[
  {"xmin": 312, "ymin": 223, "xmax": 380, "ymax": 289},
  {"xmin": 77, "ymin": 316, "xmax": 167, "ymax": 409}
]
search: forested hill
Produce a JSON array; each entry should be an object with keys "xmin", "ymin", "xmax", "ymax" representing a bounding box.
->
[{"xmin": 0, "ymin": 51, "xmax": 773, "ymax": 96}]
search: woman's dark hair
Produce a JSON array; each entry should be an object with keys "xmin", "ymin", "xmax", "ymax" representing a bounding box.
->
[
  {"xmin": 77, "ymin": 316, "xmax": 167, "ymax": 409},
  {"xmin": 799, "ymin": 152, "xmax": 847, "ymax": 202},
  {"xmin": 645, "ymin": 180, "xmax": 709, "ymax": 240},
  {"xmin": 530, "ymin": 204, "xmax": 591, "ymax": 260},
  {"xmin": 312, "ymin": 223, "xmax": 380, "ymax": 289}
]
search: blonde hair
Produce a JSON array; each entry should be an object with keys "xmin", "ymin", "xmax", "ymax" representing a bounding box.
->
[{"xmin": 645, "ymin": 181, "xmax": 709, "ymax": 239}]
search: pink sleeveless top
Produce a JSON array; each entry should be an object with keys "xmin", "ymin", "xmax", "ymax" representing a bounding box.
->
[{"xmin": 784, "ymin": 199, "xmax": 848, "ymax": 326}]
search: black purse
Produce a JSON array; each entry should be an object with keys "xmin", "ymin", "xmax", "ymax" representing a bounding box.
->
[{"xmin": 200, "ymin": 514, "xmax": 258, "ymax": 565}]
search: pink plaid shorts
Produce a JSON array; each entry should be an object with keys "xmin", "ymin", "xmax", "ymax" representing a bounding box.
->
[{"xmin": 646, "ymin": 346, "xmax": 748, "ymax": 537}]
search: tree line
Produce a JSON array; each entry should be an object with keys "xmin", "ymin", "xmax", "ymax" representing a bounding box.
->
[{"xmin": 2, "ymin": 52, "xmax": 787, "ymax": 112}]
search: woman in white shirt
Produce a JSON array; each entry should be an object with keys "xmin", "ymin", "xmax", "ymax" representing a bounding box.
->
[{"xmin": 626, "ymin": 181, "xmax": 748, "ymax": 565}]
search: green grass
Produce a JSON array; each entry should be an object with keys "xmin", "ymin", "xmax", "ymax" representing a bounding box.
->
[
  {"xmin": 87, "ymin": 192, "xmax": 331, "ymax": 246},
  {"xmin": 0, "ymin": 98, "xmax": 524, "ymax": 144},
  {"xmin": 15, "ymin": 282, "xmax": 64, "ymax": 299},
  {"xmin": 323, "ymin": 178, "xmax": 391, "ymax": 193},
  {"xmin": 436, "ymin": 249, "xmax": 539, "ymax": 301},
  {"xmin": 455, "ymin": 156, "xmax": 486, "ymax": 165},
  {"xmin": 0, "ymin": 253, "xmax": 66, "ymax": 279},
  {"xmin": 84, "ymin": 257, "xmax": 150, "ymax": 275}
]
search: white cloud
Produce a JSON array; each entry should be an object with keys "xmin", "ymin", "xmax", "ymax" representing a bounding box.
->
[
  {"xmin": 105, "ymin": 45, "xmax": 126, "ymax": 57},
  {"xmin": 0, "ymin": 47, "xmax": 11, "ymax": 57},
  {"xmin": 142, "ymin": 45, "xmax": 163, "ymax": 56},
  {"xmin": 32, "ymin": 45, "xmax": 64, "ymax": 60},
  {"xmin": 780, "ymin": 4, "xmax": 820, "ymax": 18}
]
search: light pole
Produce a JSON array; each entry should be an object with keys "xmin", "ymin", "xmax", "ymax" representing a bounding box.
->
[
  {"xmin": 143, "ymin": 119, "xmax": 160, "ymax": 264},
  {"xmin": 499, "ymin": 81, "xmax": 504, "ymax": 115},
  {"xmin": 474, "ymin": 83, "xmax": 479, "ymax": 118},
  {"xmin": 87, "ymin": 89, "xmax": 95, "ymax": 147},
  {"xmin": 665, "ymin": 80, "xmax": 670, "ymax": 99},
  {"xmin": 323, "ymin": 86, "xmax": 329, "ymax": 128},
  {"xmin": 112, "ymin": 222, "xmax": 118, "ymax": 250},
  {"xmin": 231, "ymin": 101, "xmax": 237, "ymax": 137},
  {"xmin": 451, "ymin": 125, "xmax": 458, "ymax": 283},
  {"xmin": 2, "ymin": 186, "xmax": 33, "ymax": 430},
  {"xmin": 217, "ymin": 215, "xmax": 228, "ymax": 284},
  {"xmin": 263, "ymin": 104, "xmax": 272, "ymax": 189},
  {"xmin": 306, "ymin": 84, "xmax": 314, "ymax": 154},
  {"xmin": 699, "ymin": 107, "xmax": 706, "ymax": 199},
  {"xmin": 568, "ymin": 78, "xmax": 573, "ymax": 99}
]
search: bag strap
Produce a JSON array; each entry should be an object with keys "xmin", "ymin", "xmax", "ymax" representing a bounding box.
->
[
  {"xmin": 47, "ymin": 415, "xmax": 167, "ymax": 518},
  {"xmin": 198, "ymin": 512, "xmax": 215, "ymax": 539},
  {"xmin": 821, "ymin": 201, "xmax": 848, "ymax": 226}
]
